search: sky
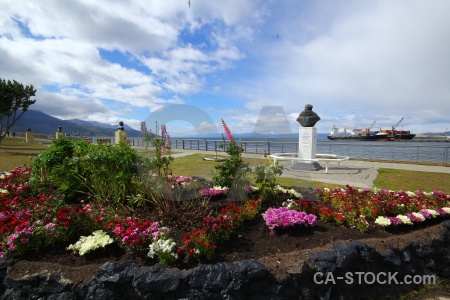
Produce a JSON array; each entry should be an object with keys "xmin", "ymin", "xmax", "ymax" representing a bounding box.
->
[{"xmin": 1, "ymin": 0, "xmax": 450, "ymax": 137}]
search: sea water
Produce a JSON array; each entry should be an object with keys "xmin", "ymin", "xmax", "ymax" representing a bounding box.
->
[{"xmin": 127, "ymin": 137, "xmax": 450, "ymax": 164}]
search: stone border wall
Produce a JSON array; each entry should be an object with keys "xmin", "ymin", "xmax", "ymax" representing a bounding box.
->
[{"xmin": 2, "ymin": 220, "xmax": 450, "ymax": 299}]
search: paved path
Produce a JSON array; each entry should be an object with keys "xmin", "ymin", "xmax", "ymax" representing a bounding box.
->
[{"xmin": 135, "ymin": 148, "xmax": 450, "ymax": 189}]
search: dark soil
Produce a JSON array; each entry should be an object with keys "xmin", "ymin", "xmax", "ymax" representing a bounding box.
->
[{"xmin": 6, "ymin": 188, "xmax": 450, "ymax": 298}]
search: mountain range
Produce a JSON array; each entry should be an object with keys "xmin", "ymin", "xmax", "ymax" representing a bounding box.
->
[
  {"xmin": 3, "ymin": 110, "xmax": 446, "ymax": 139},
  {"xmin": 3, "ymin": 110, "xmax": 143, "ymax": 137}
]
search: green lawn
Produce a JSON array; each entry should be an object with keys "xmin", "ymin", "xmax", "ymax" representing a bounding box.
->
[
  {"xmin": 373, "ymin": 168, "xmax": 450, "ymax": 193},
  {"xmin": 0, "ymin": 137, "xmax": 49, "ymax": 170}
]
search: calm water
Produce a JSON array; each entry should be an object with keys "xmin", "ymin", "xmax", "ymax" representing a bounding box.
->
[{"xmin": 126, "ymin": 137, "xmax": 450, "ymax": 165}]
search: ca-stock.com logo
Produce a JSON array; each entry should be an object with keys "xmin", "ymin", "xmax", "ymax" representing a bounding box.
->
[{"xmin": 141, "ymin": 104, "xmax": 314, "ymax": 201}]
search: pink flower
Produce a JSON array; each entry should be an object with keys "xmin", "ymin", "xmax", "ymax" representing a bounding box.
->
[
  {"xmin": 221, "ymin": 119, "xmax": 234, "ymax": 142},
  {"xmin": 262, "ymin": 207, "xmax": 317, "ymax": 233}
]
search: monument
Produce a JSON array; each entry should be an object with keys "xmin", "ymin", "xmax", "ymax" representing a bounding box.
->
[
  {"xmin": 25, "ymin": 128, "xmax": 34, "ymax": 143},
  {"xmin": 115, "ymin": 121, "xmax": 127, "ymax": 145},
  {"xmin": 56, "ymin": 126, "xmax": 64, "ymax": 139},
  {"xmin": 294, "ymin": 104, "xmax": 322, "ymax": 170},
  {"xmin": 269, "ymin": 105, "xmax": 349, "ymax": 173}
]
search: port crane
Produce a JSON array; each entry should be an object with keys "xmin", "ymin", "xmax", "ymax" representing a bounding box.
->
[
  {"xmin": 392, "ymin": 117, "xmax": 404, "ymax": 131},
  {"xmin": 388, "ymin": 117, "xmax": 405, "ymax": 138},
  {"xmin": 358, "ymin": 121, "xmax": 376, "ymax": 135}
]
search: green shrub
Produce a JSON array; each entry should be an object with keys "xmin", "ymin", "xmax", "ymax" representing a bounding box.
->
[
  {"xmin": 212, "ymin": 141, "xmax": 251, "ymax": 201},
  {"xmin": 31, "ymin": 138, "xmax": 151, "ymax": 204},
  {"xmin": 254, "ymin": 160, "xmax": 284, "ymax": 202}
]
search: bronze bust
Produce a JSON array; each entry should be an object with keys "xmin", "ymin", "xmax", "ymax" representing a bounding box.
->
[{"xmin": 296, "ymin": 104, "xmax": 320, "ymax": 127}]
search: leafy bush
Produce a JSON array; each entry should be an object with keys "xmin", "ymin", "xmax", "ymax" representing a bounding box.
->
[
  {"xmin": 253, "ymin": 160, "xmax": 284, "ymax": 202},
  {"xmin": 143, "ymin": 124, "xmax": 173, "ymax": 177},
  {"xmin": 31, "ymin": 138, "xmax": 151, "ymax": 204},
  {"xmin": 212, "ymin": 119, "xmax": 251, "ymax": 201}
]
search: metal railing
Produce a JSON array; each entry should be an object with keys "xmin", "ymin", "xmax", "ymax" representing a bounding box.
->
[{"xmin": 61, "ymin": 136, "xmax": 450, "ymax": 166}]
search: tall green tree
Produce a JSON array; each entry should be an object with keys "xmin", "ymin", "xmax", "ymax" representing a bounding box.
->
[{"xmin": 0, "ymin": 78, "xmax": 37, "ymax": 144}]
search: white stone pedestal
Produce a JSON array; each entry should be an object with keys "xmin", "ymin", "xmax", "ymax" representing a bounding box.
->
[
  {"xmin": 298, "ymin": 127, "xmax": 317, "ymax": 160},
  {"xmin": 292, "ymin": 127, "xmax": 322, "ymax": 170},
  {"xmin": 56, "ymin": 132, "xmax": 64, "ymax": 139},
  {"xmin": 25, "ymin": 132, "xmax": 34, "ymax": 143},
  {"xmin": 115, "ymin": 130, "xmax": 127, "ymax": 145}
]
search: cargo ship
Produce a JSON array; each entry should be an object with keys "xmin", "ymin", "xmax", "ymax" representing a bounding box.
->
[
  {"xmin": 382, "ymin": 129, "xmax": 416, "ymax": 141},
  {"xmin": 327, "ymin": 126, "xmax": 390, "ymax": 141},
  {"xmin": 327, "ymin": 118, "xmax": 416, "ymax": 141}
]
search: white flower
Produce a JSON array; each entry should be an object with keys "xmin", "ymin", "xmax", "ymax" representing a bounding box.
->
[
  {"xmin": 442, "ymin": 207, "xmax": 450, "ymax": 213},
  {"xmin": 406, "ymin": 191, "xmax": 415, "ymax": 197},
  {"xmin": 275, "ymin": 185, "xmax": 302, "ymax": 198},
  {"xmin": 67, "ymin": 230, "xmax": 114, "ymax": 256},
  {"xmin": 275, "ymin": 185, "xmax": 286, "ymax": 193},
  {"xmin": 287, "ymin": 188, "xmax": 302, "ymax": 198},
  {"xmin": 0, "ymin": 189, "xmax": 8, "ymax": 195},
  {"xmin": 425, "ymin": 209, "xmax": 438, "ymax": 217},
  {"xmin": 412, "ymin": 212, "xmax": 425, "ymax": 222},
  {"xmin": 0, "ymin": 172, "xmax": 11, "ymax": 179},
  {"xmin": 396, "ymin": 215, "xmax": 413, "ymax": 225},
  {"xmin": 148, "ymin": 238, "xmax": 175, "ymax": 257},
  {"xmin": 212, "ymin": 186, "xmax": 229, "ymax": 191},
  {"xmin": 282, "ymin": 199, "xmax": 298, "ymax": 209},
  {"xmin": 374, "ymin": 216, "xmax": 391, "ymax": 227}
]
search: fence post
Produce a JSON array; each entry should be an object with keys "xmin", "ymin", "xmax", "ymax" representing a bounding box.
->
[{"xmin": 267, "ymin": 142, "xmax": 270, "ymax": 155}]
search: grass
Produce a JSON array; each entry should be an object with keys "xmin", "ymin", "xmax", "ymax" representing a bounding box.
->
[
  {"xmin": 0, "ymin": 137, "xmax": 49, "ymax": 171},
  {"xmin": 169, "ymin": 153, "xmax": 338, "ymax": 189},
  {"xmin": 374, "ymin": 168, "xmax": 450, "ymax": 194},
  {"xmin": 1, "ymin": 137, "xmax": 450, "ymax": 193}
]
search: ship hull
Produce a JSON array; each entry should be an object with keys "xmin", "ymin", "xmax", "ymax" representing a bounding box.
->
[
  {"xmin": 327, "ymin": 135, "xmax": 389, "ymax": 141},
  {"xmin": 388, "ymin": 134, "xmax": 416, "ymax": 141}
]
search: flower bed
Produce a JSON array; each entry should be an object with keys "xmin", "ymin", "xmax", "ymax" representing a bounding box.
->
[{"xmin": 2, "ymin": 166, "xmax": 450, "ymax": 264}]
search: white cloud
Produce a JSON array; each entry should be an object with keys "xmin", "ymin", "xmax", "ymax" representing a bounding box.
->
[
  {"xmin": 238, "ymin": 0, "xmax": 450, "ymax": 133},
  {"xmin": 1, "ymin": 0, "xmax": 449, "ymax": 134}
]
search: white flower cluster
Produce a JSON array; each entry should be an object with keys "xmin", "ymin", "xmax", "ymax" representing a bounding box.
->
[
  {"xmin": 424, "ymin": 209, "xmax": 440, "ymax": 217},
  {"xmin": 0, "ymin": 172, "xmax": 11, "ymax": 179},
  {"xmin": 212, "ymin": 186, "xmax": 229, "ymax": 191},
  {"xmin": 375, "ymin": 207, "xmax": 450, "ymax": 227},
  {"xmin": 67, "ymin": 230, "xmax": 114, "ymax": 256},
  {"xmin": 406, "ymin": 191, "xmax": 416, "ymax": 197},
  {"xmin": 397, "ymin": 215, "xmax": 413, "ymax": 225},
  {"xmin": 0, "ymin": 189, "xmax": 8, "ymax": 195},
  {"xmin": 411, "ymin": 212, "xmax": 425, "ymax": 221},
  {"xmin": 276, "ymin": 185, "xmax": 302, "ymax": 198},
  {"xmin": 282, "ymin": 199, "xmax": 295, "ymax": 209},
  {"xmin": 374, "ymin": 216, "xmax": 391, "ymax": 226},
  {"xmin": 148, "ymin": 237, "xmax": 178, "ymax": 264}
]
